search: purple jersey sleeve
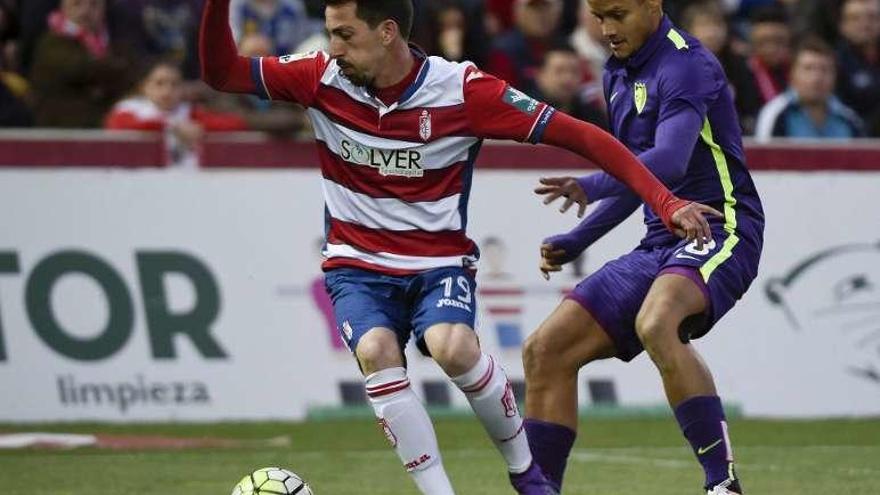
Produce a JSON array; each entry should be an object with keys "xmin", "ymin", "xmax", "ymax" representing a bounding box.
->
[
  {"xmin": 576, "ymin": 100, "xmax": 703, "ymax": 201},
  {"xmin": 579, "ymin": 49, "xmax": 721, "ymax": 201},
  {"xmin": 543, "ymin": 194, "xmax": 643, "ymax": 262}
]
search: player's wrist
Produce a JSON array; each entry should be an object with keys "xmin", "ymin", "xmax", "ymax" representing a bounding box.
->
[
  {"xmin": 659, "ymin": 196, "xmax": 691, "ymax": 231},
  {"xmin": 575, "ymin": 175, "xmax": 598, "ymax": 203}
]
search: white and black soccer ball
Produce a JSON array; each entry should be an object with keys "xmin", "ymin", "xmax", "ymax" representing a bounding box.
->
[{"xmin": 231, "ymin": 467, "xmax": 314, "ymax": 495}]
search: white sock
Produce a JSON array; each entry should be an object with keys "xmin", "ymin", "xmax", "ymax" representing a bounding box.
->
[
  {"xmin": 451, "ymin": 353, "xmax": 532, "ymax": 473},
  {"xmin": 366, "ymin": 367, "xmax": 455, "ymax": 495}
]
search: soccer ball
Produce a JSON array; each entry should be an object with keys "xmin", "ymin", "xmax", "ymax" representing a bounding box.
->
[{"xmin": 231, "ymin": 467, "xmax": 314, "ymax": 495}]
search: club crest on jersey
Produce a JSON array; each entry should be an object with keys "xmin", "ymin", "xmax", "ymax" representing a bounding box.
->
[
  {"xmin": 634, "ymin": 81, "xmax": 648, "ymax": 114},
  {"xmin": 419, "ymin": 110, "xmax": 432, "ymax": 141},
  {"xmin": 502, "ymin": 87, "xmax": 539, "ymax": 114},
  {"xmin": 340, "ymin": 139, "xmax": 424, "ymax": 177},
  {"xmin": 278, "ymin": 51, "xmax": 318, "ymax": 64}
]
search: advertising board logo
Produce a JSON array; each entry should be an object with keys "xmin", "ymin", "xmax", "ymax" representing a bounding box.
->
[
  {"xmin": 0, "ymin": 249, "xmax": 226, "ymax": 362},
  {"xmin": 765, "ymin": 242, "xmax": 880, "ymax": 384}
]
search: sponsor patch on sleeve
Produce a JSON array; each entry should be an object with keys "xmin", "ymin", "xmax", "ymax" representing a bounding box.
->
[
  {"xmin": 278, "ymin": 51, "xmax": 319, "ymax": 64},
  {"xmin": 502, "ymin": 86, "xmax": 540, "ymax": 114}
]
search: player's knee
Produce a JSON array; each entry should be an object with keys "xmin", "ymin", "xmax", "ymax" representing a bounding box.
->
[
  {"xmin": 635, "ymin": 309, "xmax": 670, "ymax": 352},
  {"xmin": 429, "ymin": 325, "xmax": 480, "ymax": 376},
  {"xmin": 523, "ymin": 329, "xmax": 565, "ymax": 380},
  {"xmin": 355, "ymin": 331, "xmax": 402, "ymax": 373},
  {"xmin": 522, "ymin": 332, "xmax": 545, "ymax": 375},
  {"xmin": 635, "ymin": 308, "xmax": 682, "ymax": 372}
]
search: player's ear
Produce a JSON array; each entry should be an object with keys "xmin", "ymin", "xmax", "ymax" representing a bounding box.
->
[
  {"xmin": 646, "ymin": 0, "xmax": 662, "ymax": 15},
  {"xmin": 379, "ymin": 19, "xmax": 398, "ymax": 46}
]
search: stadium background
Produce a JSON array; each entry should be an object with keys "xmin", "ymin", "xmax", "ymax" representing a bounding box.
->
[{"xmin": 0, "ymin": 0, "xmax": 878, "ymax": 493}]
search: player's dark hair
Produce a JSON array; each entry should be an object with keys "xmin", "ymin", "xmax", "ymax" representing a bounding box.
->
[
  {"xmin": 793, "ymin": 36, "xmax": 836, "ymax": 66},
  {"xmin": 324, "ymin": 0, "xmax": 414, "ymax": 40}
]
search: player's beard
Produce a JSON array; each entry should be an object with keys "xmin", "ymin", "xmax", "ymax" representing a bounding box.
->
[{"xmin": 338, "ymin": 62, "xmax": 374, "ymax": 88}]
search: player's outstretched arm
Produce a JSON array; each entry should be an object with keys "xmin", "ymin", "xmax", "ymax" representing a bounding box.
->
[
  {"xmin": 199, "ymin": 0, "xmax": 255, "ymax": 93},
  {"xmin": 541, "ymin": 111, "xmax": 721, "ymax": 246},
  {"xmin": 539, "ymin": 193, "xmax": 642, "ymax": 279}
]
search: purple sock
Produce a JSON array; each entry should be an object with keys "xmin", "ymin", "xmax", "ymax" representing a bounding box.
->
[
  {"xmin": 674, "ymin": 395, "xmax": 740, "ymax": 491},
  {"xmin": 524, "ymin": 418, "xmax": 576, "ymax": 490}
]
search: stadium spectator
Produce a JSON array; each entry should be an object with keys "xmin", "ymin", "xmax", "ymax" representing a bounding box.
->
[
  {"xmin": 410, "ymin": 0, "xmax": 488, "ymax": 65},
  {"xmin": 105, "ymin": 59, "xmax": 247, "ymax": 168},
  {"xmin": 746, "ymin": 5, "xmax": 792, "ymax": 109},
  {"xmin": 568, "ymin": 1, "xmax": 608, "ymax": 85},
  {"xmin": 230, "ymin": 0, "xmax": 323, "ymax": 55},
  {"xmin": 680, "ymin": 1, "xmax": 761, "ymax": 134},
  {"xmin": 835, "ymin": 0, "xmax": 880, "ymax": 135},
  {"xmin": 106, "ymin": 0, "xmax": 204, "ymax": 80},
  {"xmin": 529, "ymin": 42, "xmax": 607, "ymax": 129},
  {"xmin": 755, "ymin": 37, "xmax": 864, "ymax": 140},
  {"xmin": 487, "ymin": 0, "xmax": 563, "ymax": 89},
  {"xmin": 29, "ymin": 0, "xmax": 131, "ymax": 127}
]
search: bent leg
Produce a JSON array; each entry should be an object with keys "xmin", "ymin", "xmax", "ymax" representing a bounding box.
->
[
  {"xmin": 636, "ymin": 272, "xmax": 741, "ymax": 492},
  {"xmin": 357, "ymin": 328, "xmax": 455, "ymax": 495},
  {"xmin": 425, "ymin": 324, "xmax": 534, "ymax": 475},
  {"xmin": 522, "ymin": 299, "xmax": 617, "ymax": 490}
]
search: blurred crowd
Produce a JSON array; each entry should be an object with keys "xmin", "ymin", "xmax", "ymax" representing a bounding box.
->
[{"xmin": 0, "ymin": 0, "xmax": 878, "ymax": 166}]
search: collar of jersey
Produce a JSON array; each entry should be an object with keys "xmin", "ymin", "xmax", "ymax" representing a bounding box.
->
[
  {"xmin": 606, "ymin": 15, "xmax": 673, "ymax": 73},
  {"xmin": 363, "ymin": 43, "xmax": 430, "ymax": 113}
]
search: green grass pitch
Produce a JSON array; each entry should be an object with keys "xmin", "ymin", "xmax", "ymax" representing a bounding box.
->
[{"xmin": 1, "ymin": 416, "xmax": 878, "ymax": 494}]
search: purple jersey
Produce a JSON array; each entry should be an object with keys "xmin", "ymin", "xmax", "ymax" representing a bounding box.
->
[
  {"xmin": 577, "ymin": 16, "xmax": 764, "ymax": 249},
  {"xmin": 553, "ymin": 17, "xmax": 766, "ymax": 359}
]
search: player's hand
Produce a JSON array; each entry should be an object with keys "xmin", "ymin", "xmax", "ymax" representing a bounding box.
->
[
  {"xmin": 534, "ymin": 176, "xmax": 589, "ymax": 217},
  {"xmin": 670, "ymin": 202, "xmax": 724, "ymax": 249},
  {"xmin": 539, "ymin": 243, "xmax": 567, "ymax": 280}
]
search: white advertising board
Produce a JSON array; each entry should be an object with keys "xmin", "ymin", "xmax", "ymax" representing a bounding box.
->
[{"xmin": 0, "ymin": 169, "xmax": 877, "ymax": 420}]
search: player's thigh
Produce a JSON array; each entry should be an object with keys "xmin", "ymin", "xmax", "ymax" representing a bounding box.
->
[
  {"xmin": 411, "ymin": 267, "xmax": 479, "ymax": 371},
  {"xmin": 523, "ymin": 299, "xmax": 616, "ymax": 378},
  {"xmin": 324, "ymin": 268, "xmax": 410, "ymax": 369},
  {"xmin": 635, "ymin": 272, "xmax": 709, "ymax": 351},
  {"xmin": 651, "ymin": 225, "xmax": 762, "ymax": 343},
  {"xmin": 423, "ymin": 323, "xmax": 481, "ymax": 376},
  {"xmin": 559, "ymin": 248, "xmax": 661, "ymax": 362}
]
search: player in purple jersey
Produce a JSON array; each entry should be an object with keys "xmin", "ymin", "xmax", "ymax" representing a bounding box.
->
[{"xmin": 521, "ymin": 1, "xmax": 765, "ymax": 494}]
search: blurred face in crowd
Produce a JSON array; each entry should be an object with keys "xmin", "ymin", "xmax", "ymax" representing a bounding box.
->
[
  {"xmin": 515, "ymin": 0, "xmax": 563, "ymax": 39},
  {"xmin": 750, "ymin": 21, "xmax": 791, "ymax": 68},
  {"xmin": 686, "ymin": 12, "xmax": 727, "ymax": 55},
  {"xmin": 790, "ymin": 50, "xmax": 836, "ymax": 106},
  {"xmin": 587, "ymin": 0, "xmax": 663, "ymax": 59},
  {"xmin": 437, "ymin": 5, "xmax": 466, "ymax": 60},
  {"xmin": 839, "ymin": 0, "xmax": 880, "ymax": 48},
  {"xmin": 143, "ymin": 64, "xmax": 184, "ymax": 112},
  {"xmin": 537, "ymin": 50, "xmax": 583, "ymax": 104},
  {"xmin": 326, "ymin": 2, "xmax": 396, "ymax": 87},
  {"xmin": 62, "ymin": 0, "xmax": 105, "ymax": 32}
]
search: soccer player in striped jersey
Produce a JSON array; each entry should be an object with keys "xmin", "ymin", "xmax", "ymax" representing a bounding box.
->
[
  {"xmin": 523, "ymin": 1, "xmax": 765, "ymax": 494},
  {"xmin": 200, "ymin": 0, "xmax": 720, "ymax": 493}
]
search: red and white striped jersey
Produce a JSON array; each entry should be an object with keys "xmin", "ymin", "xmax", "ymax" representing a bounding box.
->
[{"xmin": 251, "ymin": 49, "xmax": 556, "ymax": 275}]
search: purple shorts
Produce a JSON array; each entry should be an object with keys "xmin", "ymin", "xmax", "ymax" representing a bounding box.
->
[{"xmin": 568, "ymin": 225, "xmax": 761, "ymax": 361}]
